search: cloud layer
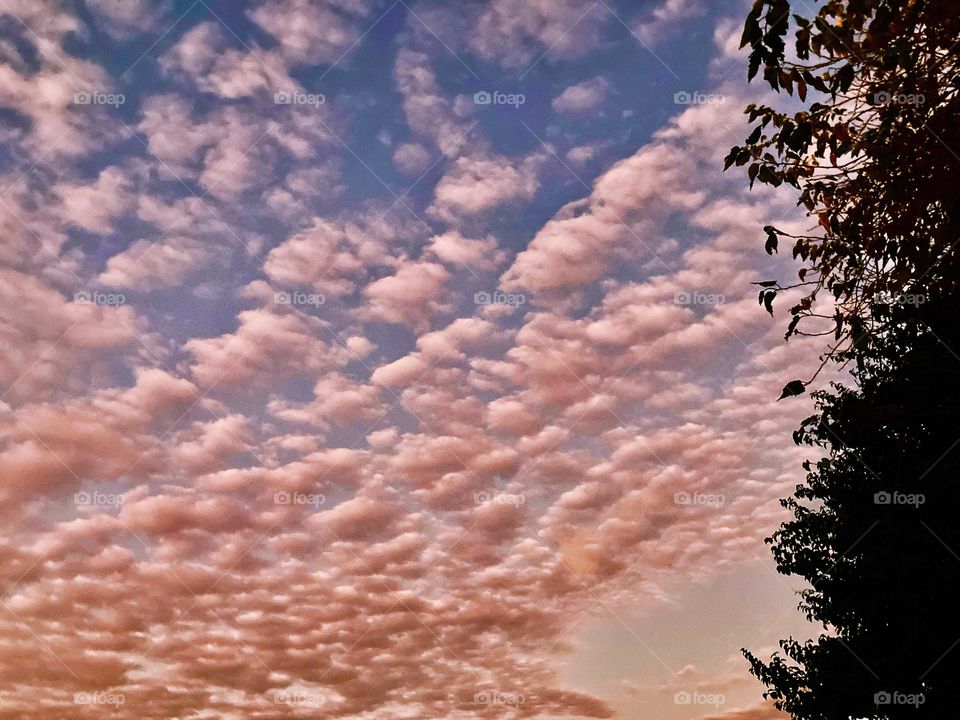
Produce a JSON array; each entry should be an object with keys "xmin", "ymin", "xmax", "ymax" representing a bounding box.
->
[{"xmin": 0, "ymin": 1, "xmax": 810, "ymax": 718}]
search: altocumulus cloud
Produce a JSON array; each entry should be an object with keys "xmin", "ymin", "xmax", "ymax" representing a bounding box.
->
[{"xmin": 0, "ymin": 1, "xmax": 819, "ymax": 718}]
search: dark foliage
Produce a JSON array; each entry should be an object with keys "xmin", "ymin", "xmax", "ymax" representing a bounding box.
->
[
  {"xmin": 746, "ymin": 302, "xmax": 960, "ymax": 719},
  {"xmin": 727, "ymin": 0, "xmax": 960, "ymax": 383},
  {"xmin": 730, "ymin": 1, "xmax": 960, "ymax": 718}
]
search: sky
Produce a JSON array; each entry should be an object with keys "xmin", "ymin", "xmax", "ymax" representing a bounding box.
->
[{"xmin": 0, "ymin": 1, "xmax": 828, "ymax": 718}]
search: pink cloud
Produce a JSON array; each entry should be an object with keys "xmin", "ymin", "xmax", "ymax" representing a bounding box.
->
[
  {"xmin": 426, "ymin": 231, "xmax": 507, "ymax": 271},
  {"xmin": 185, "ymin": 308, "xmax": 350, "ymax": 388},
  {"xmin": 0, "ymin": 6, "xmax": 820, "ymax": 718},
  {"xmin": 264, "ymin": 218, "xmax": 366, "ymax": 296},
  {"xmin": 160, "ymin": 22, "xmax": 293, "ymax": 99},
  {"xmin": 631, "ymin": 0, "xmax": 703, "ymax": 46},
  {"xmin": 467, "ymin": 0, "xmax": 609, "ymax": 68},
  {"xmin": 360, "ymin": 260, "xmax": 451, "ymax": 328},
  {"xmin": 0, "ymin": 268, "xmax": 138, "ymax": 404},
  {"xmin": 552, "ymin": 76, "xmax": 610, "ymax": 116},
  {"xmin": 85, "ymin": 0, "xmax": 171, "ymax": 39},
  {"xmin": 392, "ymin": 142, "xmax": 434, "ymax": 176},
  {"xmin": 428, "ymin": 153, "xmax": 543, "ymax": 223},
  {"xmin": 55, "ymin": 166, "xmax": 133, "ymax": 234},
  {"xmin": 248, "ymin": 0, "xmax": 376, "ymax": 65}
]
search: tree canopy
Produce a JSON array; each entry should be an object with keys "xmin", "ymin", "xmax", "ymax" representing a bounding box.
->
[
  {"xmin": 731, "ymin": 1, "xmax": 960, "ymax": 718},
  {"xmin": 727, "ymin": 0, "xmax": 960, "ymax": 393}
]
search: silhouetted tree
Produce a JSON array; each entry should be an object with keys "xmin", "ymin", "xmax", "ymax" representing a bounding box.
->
[
  {"xmin": 746, "ymin": 305, "xmax": 960, "ymax": 719},
  {"xmin": 727, "ymin": 0, "xmax": 960, "ymax": 389},
  {"xmin": 730, "ymin": 1, "xmax": 960, "ymax": 718}
]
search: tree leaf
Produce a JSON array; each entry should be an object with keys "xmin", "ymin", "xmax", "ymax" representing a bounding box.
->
[
  {"xmin": 777, "ymin": 380, "xmax": 806, "ymax": 400},
  {"xmin": 786, "ymin": 314, "xmax": 801, "ymax": 339},
  {"xmin": 765, "ymin": 229, "xmax": 779, "ymax": 254},
  {"xmin": 763, "ymin": 290, "xmax": 776, "ymax": 315}
]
